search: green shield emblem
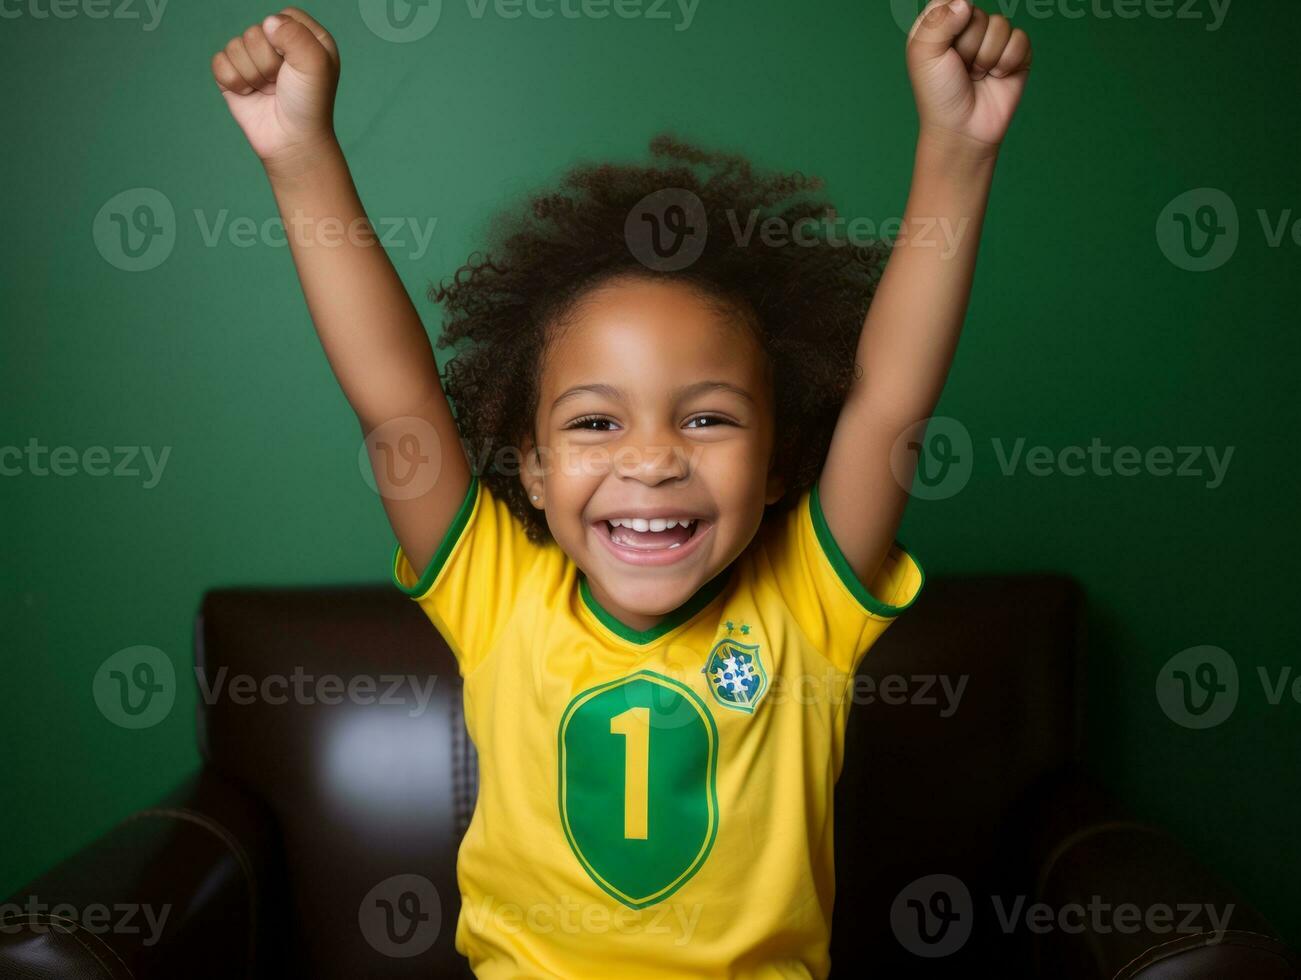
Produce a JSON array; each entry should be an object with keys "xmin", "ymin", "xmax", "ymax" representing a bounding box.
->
[{"xmin": 557, "ymin": 670, "xmax": 719, "ymax": 908}]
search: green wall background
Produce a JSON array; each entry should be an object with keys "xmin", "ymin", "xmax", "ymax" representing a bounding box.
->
[{"xmin": 3, "ymin": 0, "xmax": 1296, "ymax": 950}]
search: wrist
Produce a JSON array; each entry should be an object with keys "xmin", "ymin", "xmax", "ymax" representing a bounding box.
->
[
  {"xmin": 263, "ymin": 134, "xmax": 345, "ymax": 185},
  {"xmin": 915, "ymin": 123, "xmax": 1002, "ymax": 172}
]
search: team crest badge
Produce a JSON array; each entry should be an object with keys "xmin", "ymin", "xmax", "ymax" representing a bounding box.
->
[{"xmin": 701, "ymin": 621, "xmax": 768, "ymax": 713}]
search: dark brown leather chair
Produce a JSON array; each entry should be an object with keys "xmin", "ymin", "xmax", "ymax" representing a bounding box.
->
[{"xmin": 2, "ymin": 576, "xmax": 1294, "ymax": 978}]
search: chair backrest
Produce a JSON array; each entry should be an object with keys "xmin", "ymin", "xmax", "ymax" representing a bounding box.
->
[
  {"xmin": 830, "ymin": 575, "xmax": 1083, "ymax": 972},
  {"xmin": 197, "ymin": 586, "xmax": 475, "ymax": 979},
  {"xmin": 196, "ymin": 575, "xmax": 1082, "ymax": 978}
]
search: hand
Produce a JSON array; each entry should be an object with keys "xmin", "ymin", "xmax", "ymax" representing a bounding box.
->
[
  {"xmin": 905, "ymin": 0, "xmax": 1033, "ymax": 151},
  {"xmin": 211, "ymin": 7, "xmax": 341, "ymax": 172}
]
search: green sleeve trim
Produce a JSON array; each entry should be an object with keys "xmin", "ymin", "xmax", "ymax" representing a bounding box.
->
[
  {"xmin": 391, "ymin": 475, "xmax": 480, "ymax": 598},
  {"xmin": 808, "ymin": 479, "xmax": 925, "ymax": 617}
]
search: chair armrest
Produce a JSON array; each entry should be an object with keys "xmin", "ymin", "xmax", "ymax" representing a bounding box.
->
[
  {"xmin": 1028, "ymin": 767, "xmax": 1298, "ymax": 979},
  {"xmin": 0, "ymin": 767, "xmax": 285, "ymax": 979}
]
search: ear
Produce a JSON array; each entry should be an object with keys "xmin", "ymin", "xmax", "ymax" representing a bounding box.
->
[
  {"xmin": 764, "ymin": 461, "xmax": 785, "ymax": 506},
  {"xmin": 518, "ymin": 433, "xmax": 546, "ymax": 509}
]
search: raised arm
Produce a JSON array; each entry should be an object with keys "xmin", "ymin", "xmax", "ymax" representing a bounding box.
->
[
  {"xmin": 818, "ymin": 0, "xmax": 1032, "ymax": 583},
  {"xmin": 211, "ymin": 7, "xmax": 470, "ymax": 573}
]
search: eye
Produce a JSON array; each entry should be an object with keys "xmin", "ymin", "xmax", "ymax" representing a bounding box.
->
[
  {"xmin": 566, "ymin": 415, "xmax": 617, "ymax": 431},
  {"xmin": 684, "ymin": 414, "xmax": 734, "ymax": 429}
]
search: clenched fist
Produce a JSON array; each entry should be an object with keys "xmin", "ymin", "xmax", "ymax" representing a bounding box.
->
[
  {"xmin": 906, "ymin": 0, "xmax": 1033, "ymax": 150},
  {"xmin": 211, "ymin": 7, "xmax": 341, "ymax": 171}
]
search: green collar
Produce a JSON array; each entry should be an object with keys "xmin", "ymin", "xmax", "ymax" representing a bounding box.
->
[{"xmin": 578, "ymin": 565, "xmax": 733, "ymax": 645}]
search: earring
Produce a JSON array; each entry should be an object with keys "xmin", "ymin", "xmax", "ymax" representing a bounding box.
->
[{"xmin": 530, "ymin": 494, "xmax": 539, "ymax": 501}]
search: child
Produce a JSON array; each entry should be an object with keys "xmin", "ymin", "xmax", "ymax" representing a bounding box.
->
[{"xmin": 211, "ymin": 2, "xmax": 1031, "ymax": 975}]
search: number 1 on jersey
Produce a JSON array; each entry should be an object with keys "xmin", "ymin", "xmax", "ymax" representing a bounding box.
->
[
  {"xmin": 558, "ymin": 671, "xmax": 719, "ymax": 908},
  {"xmin": 609, "ymin": 706, "xmax": 650, "ymax": 839}
]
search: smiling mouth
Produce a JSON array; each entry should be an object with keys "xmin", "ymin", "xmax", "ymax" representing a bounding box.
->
[{"xmin": 601, "ymin": 517, "xmax": 702, "ymax": 551}]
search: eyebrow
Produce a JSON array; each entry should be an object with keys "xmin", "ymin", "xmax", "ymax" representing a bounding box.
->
[{"xmin": 551, "ymin": 380, "xmax": 756, "ymax": 410}]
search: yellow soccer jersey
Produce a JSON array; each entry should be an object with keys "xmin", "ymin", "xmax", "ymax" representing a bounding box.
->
[{"xmin": 392, "ymin": 475, "xmax": 923, "ymax": 979}]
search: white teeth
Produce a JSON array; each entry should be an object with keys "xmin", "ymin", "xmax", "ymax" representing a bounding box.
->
[{"xmin": 606, "ymin": 517, "xmax": 697, "ymax": 532}]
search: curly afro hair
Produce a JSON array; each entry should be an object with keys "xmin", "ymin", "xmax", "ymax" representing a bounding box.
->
[{"xmin": 429, "ymin": 133, "xmax": 889, "ymax": 544}]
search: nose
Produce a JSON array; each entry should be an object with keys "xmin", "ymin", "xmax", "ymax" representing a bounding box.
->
[{"xmin": 612, "ymin": 425, "xmax": 690, "ymax": 486}]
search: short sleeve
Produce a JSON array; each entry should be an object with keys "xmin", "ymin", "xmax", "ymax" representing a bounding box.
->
[
  {"xmin": 391, "ymin": 476, "xmax": 545, "ymax": 676},
  {"xmin": 753, "ymin": 478, "xmax": 925, "ymax": 674}
]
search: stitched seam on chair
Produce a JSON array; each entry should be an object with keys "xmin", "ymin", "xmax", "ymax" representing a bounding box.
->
[
  {"xmin": 0, "ymin": 913, "xmax": 133, "ymax": 979},
  {"xmin": 451, "ymin": 687, "xmax": 465, "ymax": 837},
  {"xmin": 125, "ymin": 806, "xmax": 258, "ymax": 974},
  {"xmin": 466, "ymin": 701, "xmax": 480, "ymax": 818},
  {"xmin": 1034, "ymin": 819, "xmax": 1159, "ymax": 899},
  {"xmin": 455, "ymin": 692, "xmax": 465, "ymax": 838},
  {"xmin": 1111, "ymin": 929, "xmax": 1290, "ymax": 980},
  {"xmin": 451, "ymin": 683, "xmax": 477, "ymax": 840}
]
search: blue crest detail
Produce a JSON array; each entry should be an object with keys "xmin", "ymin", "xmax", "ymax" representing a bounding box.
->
[{"xmin": 701, "ymin": 637, "xmax": 768, "ymax": 713}]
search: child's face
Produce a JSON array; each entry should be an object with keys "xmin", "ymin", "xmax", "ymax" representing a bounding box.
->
[{"xmin": 521, "ymin": 276, "xmax": 783, "ymax": 631}]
